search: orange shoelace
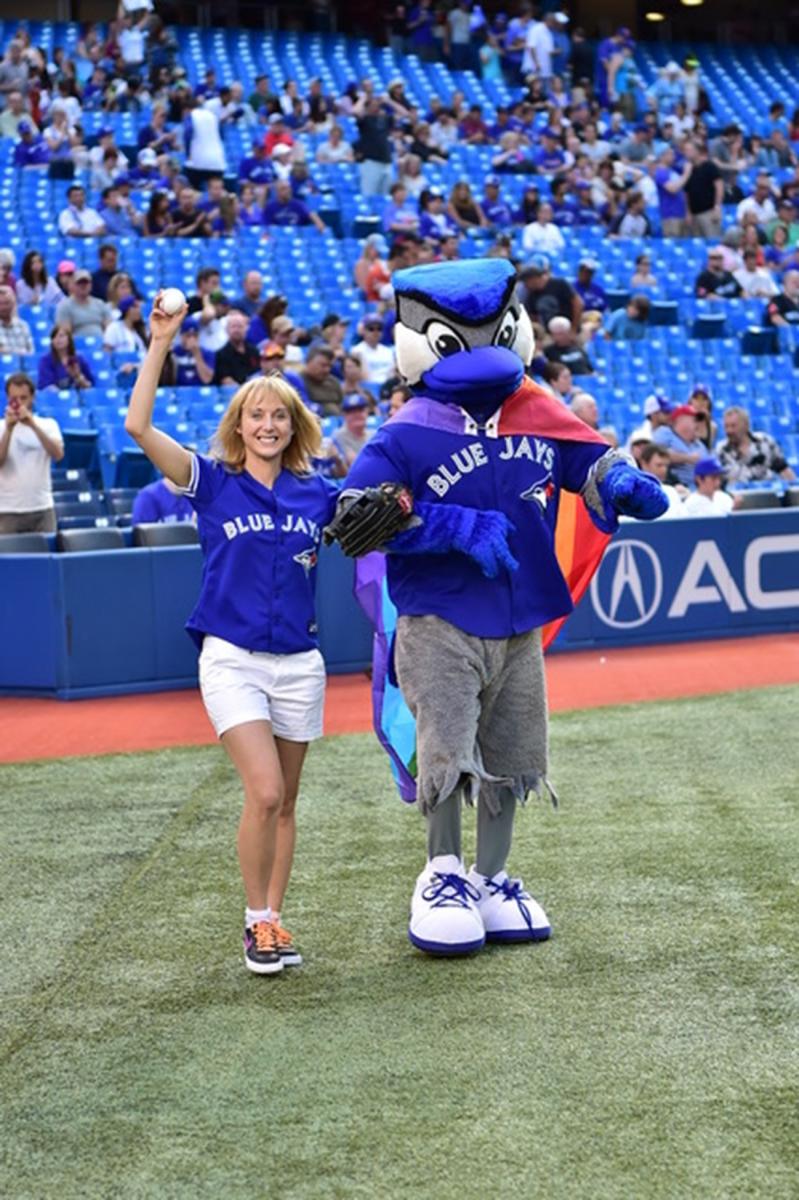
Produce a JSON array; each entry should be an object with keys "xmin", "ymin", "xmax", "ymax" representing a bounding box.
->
[
  {"xmin": 252, "ymin": 921, "xmax": 279, "ymax": 953},
  {"xmin": 271, "ymin": 923, "xmax": 294, "ymax": 949}
]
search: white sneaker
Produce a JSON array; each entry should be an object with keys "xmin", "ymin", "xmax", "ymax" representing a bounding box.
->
[
  {"xmin": 467, "ymin": 867, "xmax": 552, "ymax": 943},
  {"xmin": 408, "ymin": 854, "xmax": 486, "ymax": 955}
]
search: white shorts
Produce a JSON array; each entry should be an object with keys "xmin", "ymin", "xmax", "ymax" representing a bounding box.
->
[{"xmin": 199, "ymin": 635, "xmax": 326, "ymax": 741}]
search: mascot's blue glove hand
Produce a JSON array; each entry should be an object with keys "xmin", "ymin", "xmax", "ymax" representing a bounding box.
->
[
  {"xmin": 387, "ymin": 502, "xmax": 519, "ymax": 578},
  {"xmin": 593, "ymin": 463, "xmax": 669, "ymax": 533}
]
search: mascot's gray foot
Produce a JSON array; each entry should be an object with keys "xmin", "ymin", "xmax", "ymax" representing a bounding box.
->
[
  {"xmin": 409, "ymin": 855, "xmax": 486, "ymax": 955},
  {"xmin": 466, "ymin": 867, "xmax": 552, "ymax": 943}
]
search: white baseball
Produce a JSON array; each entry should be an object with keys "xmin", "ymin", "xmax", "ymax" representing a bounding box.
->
[{"xmin": 159, "ymin": 287, "xmax": 186, "ymax": 316}]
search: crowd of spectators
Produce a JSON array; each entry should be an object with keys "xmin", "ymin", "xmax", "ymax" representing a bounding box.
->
[{"xmin": 0, "ymin": 6, "xmax": 798, "ymax": 511}]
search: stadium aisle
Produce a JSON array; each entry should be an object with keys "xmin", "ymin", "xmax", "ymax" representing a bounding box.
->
[{"xmin": 2, "ymin": 633, "xmax": 797, "ymax": 763}]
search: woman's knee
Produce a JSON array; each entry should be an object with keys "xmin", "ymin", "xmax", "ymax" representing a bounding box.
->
[
  {"xmin": 278, "ymin": 790, "xmax": 298, "ymax": 821},
  {"xmin": 244, "ymin": 781, "xmax": 284, "ymax": 820}
]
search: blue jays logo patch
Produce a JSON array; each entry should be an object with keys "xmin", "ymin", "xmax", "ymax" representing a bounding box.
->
[
  {"xmin": 293, "ymin": 548, "xmax": 318, "ymax": 575},
  {"xmin": 520, "ymin": 473, "xmax": 555, "ymax": 514}
]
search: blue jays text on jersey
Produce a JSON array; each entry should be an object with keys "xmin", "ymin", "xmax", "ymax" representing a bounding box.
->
[
  {"xmin": 181, "ymin": 454, "xmax": 338, "ymax": 654},
  {"xmin": 344, "ymin": 401, "xmax": 608, "ymax": 637}
]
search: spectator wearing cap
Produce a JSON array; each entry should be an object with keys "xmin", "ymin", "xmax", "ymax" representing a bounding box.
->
[
  {"xmin": 212, "ymin": 310, "xmax": 261, "ymax": 386},
  {"xmin": 172, "ymin": 317, "xmax": 215, "ymax": 387},
  {"xmin": 55, "ymin": 270, "xmax": 111, "ymax": 340},
  {"xmin": 681, "ymin": 458, "xmax": 735, "ymax": 516},
  {"xmin": 522, "ymin": 202, "xmax": 566, "ymax": 257},
  {"xmin": 13, "ymin": 119, "xmax": 50, "ymax": 168},
  {"xmin": 383, "ymin": 182, "xmax": 420, "ymax": 236},
  {"xmin": 695, "ymin": 247, "xmax": 742, "ymax": 300},
  {"xmin": 329, "ymin": 393, "xmax": 375, "ymax": 472},
  {"xmin": 351, "ymin": 316, "xmax": 396, "ymax": 384},
  {"xmin": 320, "ymin": 312, "xmax": 350, "ymax": 364},
  {"xmin": 764, "ymin": 268, "xmax": 799, "ymax": 328},
  {"xmin": 237, "ymin": 139, "xmax": 275, "ymax": 188},
  {"xmin": 263, "ymin": 112, "xmax": 295, "ymax": 159},
  {"xmin": 626, "ymin": 393, "xmax": 674, "ymax": 449},
  {"xmin": 647, "ymin": 61, "xmax": 685, "ymax": 115},
  {"xmin": 55, "ymin": 260, "xmax": 76, "ymax": 299},
  {"xmin": 574, "ymin": 258, "xmax": 608, "ymax": 313},
  {"xmin": 268, "ymin": 314, "xmax": 304, "ymax": 365},
  {"xmin": 532, "ymin": 127, "xmax": 568, "ymax": 174},
  {"xmin": 604, "ymin": 294, "xmax": 651, "ymax": 341},
  {"xmin": 544, "ymin": 317, "xmax": 593, "ymax": 376},
  {"xmin": 733, "ymin": 248, "xmax": 778, "ymax": 299},
  {"xmin": 418, "ymin": 188, "xmax": 460, "ymax": 242},
  {"xmin": 57, "ymin": 185, "xmax": 106, "ymax": 239},
  {"xmin": 231, "ymin": 271, "xmax": 265, "ymax": 319},
  {"xmin": 251, "ymin": 340, "xmax": 310, "ymax": 402},
  {"xmin": 716, "ymin": 406, "xmax": 796, "ymax": 485},
  {"xmin": 518, "ymin": 257, "xmax": 582, "ymax": 331},
  {"xmin": 301, "ymin": 344, "xmax": 345, "ymax": 416},
  {"xmin": 653, "ymin": 404, "xmax": 707, "ymax": 488},
  {"xmin": 125, "ymin": 147, "xmax": 165, "ymax": 191},
  {"xmin": 481, "ymin": 176, "xmax": 513, "ymax": 228},
  {"xmin": 262, "ymin": 179, "xmax": 326, "ymax": 232},
  {"xmin": 638, "ymin": 442, "xmax": 686, "ymax": 517}
]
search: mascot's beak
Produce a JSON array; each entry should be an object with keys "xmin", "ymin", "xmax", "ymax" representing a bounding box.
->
[{"xmin": 421, "ymin": 345, "xmax": 524, "ymax": 408}]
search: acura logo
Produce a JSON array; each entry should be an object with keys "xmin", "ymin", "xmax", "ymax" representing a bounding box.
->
[{"xmin": 591, "ymin": 540, "xmax": 663, "ymax": 629}]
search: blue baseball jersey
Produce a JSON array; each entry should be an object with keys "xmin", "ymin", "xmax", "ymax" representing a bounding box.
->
[
  {"xmin": 344, "ymin": 408, "xmax": 606, "ymax": 636},
  {"xmin": 181, "ymin": 454, "xmax": 338, "ymax": 653}
]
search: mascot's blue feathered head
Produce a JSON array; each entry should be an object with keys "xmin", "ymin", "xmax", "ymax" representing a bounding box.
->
[{"xmin": 393, "ymin": 259, "xmax": 535, "ymax": 413}]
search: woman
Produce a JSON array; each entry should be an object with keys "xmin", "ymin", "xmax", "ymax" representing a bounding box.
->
[
  {"xmin": 397, "ymin": 152, "xmax": 429, "ymax": 199},
  {"xmin": 354, "ymin": 234, "xmax": 389, "ymax": 297},
  {"xmin": 106, "ymin": 272, "xmax": 135, "ymax": 318},
  {"xmin": 447, "ymin": 180, "xmax": 487, "ymax": 229},
  {"xmin": 418, "ymin": 188, "xmax": 460, "ymax": 242},
  {"xmin": 16, "ymin": 251, "xmax": 62, "ymax": 308},
  {"xmin": 630, "ymin": 253, "xmax": 658, "ymax": 290},
  {"xmin": 514, "ymin": 183, "xmax": 541, "ymax": 225},
  {"xmin": 688, "ymin": 386, "xmax": 717, "ymax": 450},
  {"xmin": 248, "ymin": 294, "xmax": 289, "ymax": 346},
  {"xmin": 316, "ymin": 123, "xmax": 354, "ymax": 164},
  {"xmin": 239, "ymin": 181, "xmax": 264, "ymax": 227},
  {"xmin": 144, "ymin": 191, "xmax": 175, "ymax": 238},
  {"xmin": 212, "ymin": 192, "xmax": 243, "ymax": 237},
  {"xmin": 43, "ymin": 107, "xmax": 80, "ymax": 164},
  {"xmin": 37, "ymin": 324, "xmax": 95, "ymax": 391},
  {"xmin": 124, "ymin": 297, "xmax": 338, "ymax": 975},
  {"xmin": 104, "ymin": 296, "xmax": 147, "ymax": 363}
]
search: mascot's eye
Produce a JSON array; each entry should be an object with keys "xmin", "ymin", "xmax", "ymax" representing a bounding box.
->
[
  {"xmin": 494, "ymin": 310, "xmax": 518, "ymax": 349},
  {"xmin": 425, "ymin": 320, "xmax": 467, "ymax": 358}
]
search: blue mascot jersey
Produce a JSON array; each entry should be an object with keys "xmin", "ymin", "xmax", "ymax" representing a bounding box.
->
[
  {"xmin": 345, "ymin": 399, "xmax": 608, "ymax": 637},
  {"xmin": 181, "ymin": 454, "xmax": 339, "ymax": 653}
]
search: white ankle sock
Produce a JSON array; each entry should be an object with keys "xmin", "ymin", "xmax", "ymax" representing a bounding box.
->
[{"xmin": 246, "ymin": 906, "xmax": 271, "ymax": 928}]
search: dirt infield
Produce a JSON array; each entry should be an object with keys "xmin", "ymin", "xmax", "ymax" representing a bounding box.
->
[{"xmin": 1, "ymin": 633, "xmax": 796, "ymax": 765}]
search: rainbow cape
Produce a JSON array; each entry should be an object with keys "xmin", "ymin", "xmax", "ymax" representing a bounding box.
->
[{"xmin": 354, "ymin": 378, "xmax": 611, "ymax": 802}]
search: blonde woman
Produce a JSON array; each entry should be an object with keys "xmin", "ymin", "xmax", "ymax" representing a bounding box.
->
[{"xmin": 125, "ymin": 296, "xmax": 339, "ymax": 976}]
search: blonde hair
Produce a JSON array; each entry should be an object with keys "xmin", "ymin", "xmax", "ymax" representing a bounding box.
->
[{"xmin": 211, "ymin": 376, "xmax": 322, "ymax": 474}]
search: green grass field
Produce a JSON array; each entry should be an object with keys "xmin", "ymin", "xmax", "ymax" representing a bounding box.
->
[{"xmin": 2, "ymin": 687, "xmax": 798, "ymax": 1200}]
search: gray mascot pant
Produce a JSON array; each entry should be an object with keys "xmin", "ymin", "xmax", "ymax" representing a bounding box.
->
[{"xmin": 394, "ymin": 615, "xmax": 548, "ymax": 877}]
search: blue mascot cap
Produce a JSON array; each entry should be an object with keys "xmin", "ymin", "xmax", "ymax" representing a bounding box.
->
[{"xmin": 394, "ymin": 260, "xmax": 517, "ymax": 327}]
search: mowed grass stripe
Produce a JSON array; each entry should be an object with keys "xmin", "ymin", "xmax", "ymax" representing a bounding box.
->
[{"xmin": 1, "ymin": 687, "xmax": 797, "ymax": 1200}]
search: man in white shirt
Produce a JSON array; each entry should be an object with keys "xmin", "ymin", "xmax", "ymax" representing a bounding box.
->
[
  {"xmin": 522, "ymin": 13, "xmax": 562, "ymax": 83},
  {"xmin": 682, "ymin": 457, "xmax": 735, "ymax": 516},
  {"xmin": 733, "ymin": 248, "xmax": 778, "ymax": 299},
  {"xmin": 0, "ymin": 373, "xmax": 64, "ymax": 533},
  {"xmin": 736, "ymin": 174, "xmax": 777, "ymax": 226},
  {"xmin": 521, "ymin": 201, "xmax": 565, "ymax": 256},
  {"xmin": 57, "ymin": 184, "xmax": 106, "ymax": 238},
  {"xmin": 626, "ymin": 392, "xmax": 674, "ymax": 449},
  {"xmin": 351, "ymin": 315, "xmax": 396, "ymax": 384},
  {"xmin": 638, "ymin": 442, "xmax": 686, "ymax": 518},
  {"xmin": 184, "ymin": 97, "xmax": 227, "ymax": 177}
]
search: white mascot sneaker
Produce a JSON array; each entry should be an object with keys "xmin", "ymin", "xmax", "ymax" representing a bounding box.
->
[
  {"xmin": 466, "ymin": 867, "xmax": 552, "ymax": 943},
  {"xmin": 409, "ymin": 854, "xmax": 486, "ymax": 955}
]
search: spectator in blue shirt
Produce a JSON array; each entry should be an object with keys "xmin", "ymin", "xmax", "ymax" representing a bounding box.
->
[
  {"xmin": 550, "ymin": 178, "xmax": 578, "ymax": 227},
  {"xmin": 532, "ymin": 128, "xmax": 568, "ymax": 174},
  {"xmin": 481, "ymin": 176, "xmax": 513, "ymax": 227},
  {"xmin": 13, "ymin": 121, "xmax": 50, "ymax": 167},
  {"xmin": 653, "ymin": 404, "xmax": 707, "ymax": 487},
  {"xmin": 262, "ymin": 179, "xmax": 326, "ymax": 231},
  {"xmin": 604, "ymin": 294, "xmax": 651, "ymax": 340},
  {"xmin": 418, "ymin": 187, "xmax": 460, "ymax": 242},
  {"xmin": 238, "ymin": 141, "xmax": 275, "ymax": 187},
  {"xmin": 574, "ymin": 258, "xmax": 608, "ymax": 313},
  {"xmin": 383, "ymin": 182, "xmax": 421, "ymax": 235},
  {"xmin": 98, "ymin": 185, "xmax": 142, "ymax": 236},
  {"xmin": 132, "ymin": 478, "xmax": 195, "ymax": 525},
  {"xmin": 407, "ymin": 0, "xmax": 438, "ymax": 61},
  {"xmin": 37, "ymin": 325, "xmax": 96, "ymax": 391},
  {"xmin": 172, "ymin": 317, "xmax": 215, "ymax": 386}
]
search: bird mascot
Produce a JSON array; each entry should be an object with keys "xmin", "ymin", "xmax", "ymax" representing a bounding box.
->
[{"xmin": 325, "ymin": 259, "xmax": 667, "ymax": 955}]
